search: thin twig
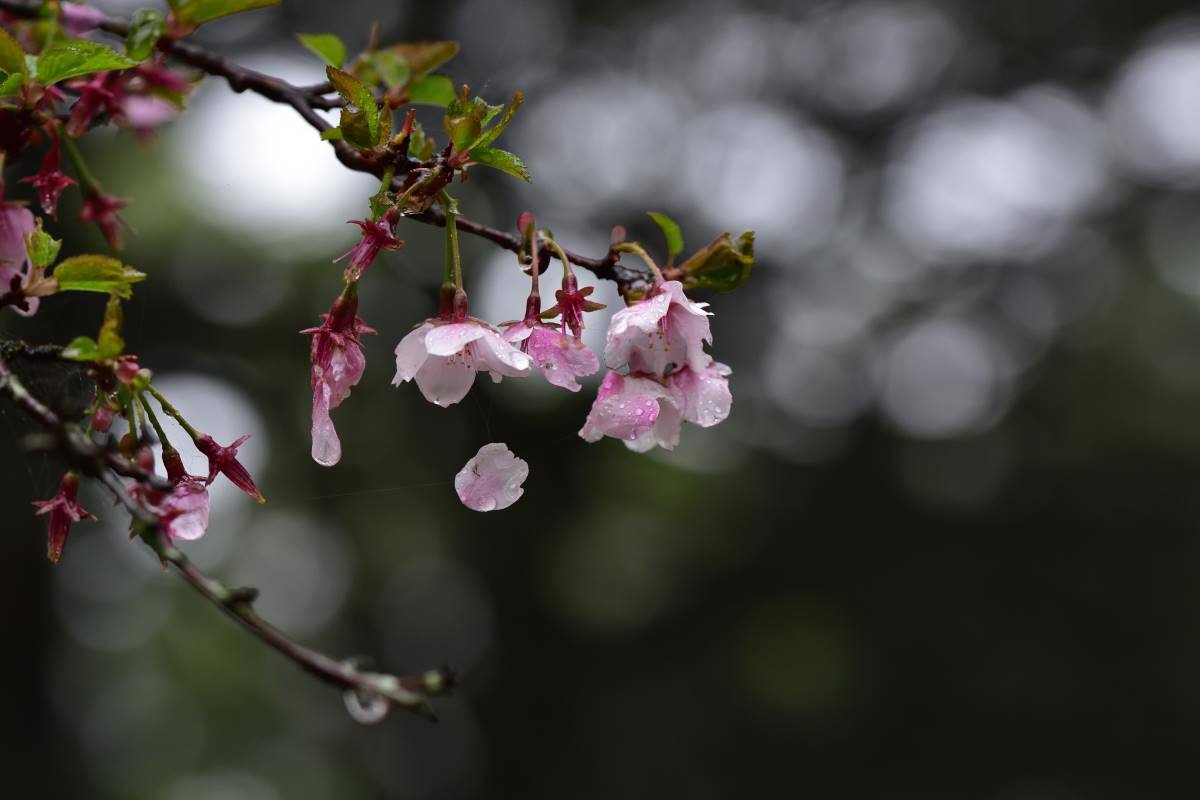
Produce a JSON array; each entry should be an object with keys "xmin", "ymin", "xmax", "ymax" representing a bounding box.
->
[
  {"xmin": 0, "ymin": 343, "xmax": 455, "ymax": 721},
  {"xmin": 0, "ymin": 0, "xmax": 641, "ymax": 285}
]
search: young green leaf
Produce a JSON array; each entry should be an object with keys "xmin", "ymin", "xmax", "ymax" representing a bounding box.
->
[
  {"xmin": 172, "ymin": 0, "xmax": 281, "ymax": 26},
  {"xmin": 0, "ymin": 71, "xmax": 23, "ymax": 98},
  {"xmin": 407, "ymin": 120, "xmax": 434, "ymax": 160},
  {"xmin": 383, "ymin": 41, "xmax": 459, "ymax": 79},
  {"xmin": 320, "ymin": 127, "xmax": 344, "ymax": 141},
  {"xmin": 327, "ymin": 66, "xmax": 380, "ymax": 148},
  {"xmin": 471, "ymin": 91, "xmax": 523, "ymax": 150},
  {"xmin": 61, "ymin": 336, "xmax": 102, "ymax": 362},
  {"xmin": 677, "ymin": 231, "xmax": 755, "ymax": 293},
  {"xmin": 470, "ymin": 147, "xmax": 531, "ymax": 182},
  {"xmin": 0, "ymin": 27, "xmax": 26, "ymax": 76},
  {"xmin": 647, "ymin": 212, "xmax": 684, "ymax": 262},
  {"xmin": 297, "ymin": 33, "xmax": 345, "ymax": 68},
  {"xmin": 36, "ymin": 40, "xmax": 136, "ymax": 86},
  {"xmin": 407, "ymin": 74, "xmax": 455, "ymax": 107},
  {"xmin": 126, "ymin": 9, "xmax": 166, "ymax": 62},
  {"xmin": 52, "ymin": 255, "xmax": 147, "ymax": 299},
  {"xmin": 25, "ymin": 226, "xmax": 62, "ymax": 269}
]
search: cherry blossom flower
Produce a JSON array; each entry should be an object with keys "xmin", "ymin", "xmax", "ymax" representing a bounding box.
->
[
  {"xmin": 158, "ymin": 479, "xmax": 210, "ymax": 540},
  {"xmin": 578, "ymin": 370, "xmax": 683, "ymax": 452},
  {"xmin": 393, "ymin": 318, "xmax": 532, "ymax": 407},
  {"xmin": 604, "ymin": 280, "xmax": 712, "ymax": 376},
  {"xmin": 65, "ymin": 72, "xmax": 122, "ymax": 138},
  {"xmin": 33, "ymin": 472, "xmax": 95, "ymax": 564},
  {"xmin": 143, "ymin": 449, "xmax": 211, "ymax": 541},
  {"xmin": 302, "ymin": 294, "xmax": 375, "ymax": 466},
  {"xmin": 668, "ymin": 359, "xmax": 733, "ymax": 429},
  {"xmin": 543, "ymin": 272, "xmax": 605, "ymax": 340},
  {"xmin": 504, "ymin": 321, "xmax": 599, "ymax": 392},
  {"xmin": 195, "ymin": 434, "xmax": 265, "ymax": 503},
  {"xmin": 60, "ymin": 2, "xmax": 105, "ymax": 36},
  {"xmin": 121, "ymin": 95, "xmax": 179, "ymax": 136},
  {"xmin": 79, "ymin": 188, "xmax": 129, "ymax": 250},
  {"xmin": 336, "ymin": 218, "xmax": 402, "ymax": 282},
  {"xmin": 0, "ymin": 200, "xmax": 38, "ymax": 316},
  {"xmin": 455, "ymin": 442, "xmax": 529, "ymax": 511},
  {"xmin": 19, "ymin": 139, "xmax": 75, "ymax": 217}
]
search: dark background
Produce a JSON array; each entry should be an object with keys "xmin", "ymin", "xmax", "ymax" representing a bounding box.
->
[{"xmin": 5, "ymin": 0, "xmax": 1200, "ymax": 796}]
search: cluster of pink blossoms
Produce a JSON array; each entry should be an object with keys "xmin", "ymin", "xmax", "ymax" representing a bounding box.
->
[{"xmin": 305, "ymin": 218, "xmax": 732, "ymax": 511}]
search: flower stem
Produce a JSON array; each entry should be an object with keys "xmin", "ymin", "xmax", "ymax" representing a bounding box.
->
[
  {"xmin": 145, "ymin": 385, "xmax": 201, "ymax": 441},
  {"xmin": 440, "ymin": 191, "xmax": 462, "ymax": 291},
  {"xmin": 138, "ymin": 392, "xmax": 173, "ymax": 451},
  {"xmin": 613, "ymin": 242, "xmax": 664, "ymax": 285},
  {"xmin": 59, "ymin": 133, "xmax": 100, "ymax": 194},
  {"xmin": 541, "ymin": 234, "xmax": 573, "ymax": 279}
]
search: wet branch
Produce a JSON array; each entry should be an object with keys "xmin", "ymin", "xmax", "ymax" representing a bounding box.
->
[
  {"xmin": 0, "ymin": 0, "xmax": 635, "ymax": 285},
  {"xmin": 0, "ymin": 343, "xmax": 455, "ymax": 721}
]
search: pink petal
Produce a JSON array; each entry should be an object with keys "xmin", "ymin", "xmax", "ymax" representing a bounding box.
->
[
  {"xmin": 311, "ymin": 382, "xmax": 342, "ymax": 467},
  {"xmin": 454, "ymin": 442, "xmax": 529, "ymax": 512}
]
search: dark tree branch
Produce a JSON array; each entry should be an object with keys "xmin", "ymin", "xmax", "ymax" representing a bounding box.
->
[
  {"xmin": 0, "ymin": 0, "xmax": 642, "ymax": 286},
  {"xmin": 0, "ymin": 343, "xmax": 455, "ymax": 721}
]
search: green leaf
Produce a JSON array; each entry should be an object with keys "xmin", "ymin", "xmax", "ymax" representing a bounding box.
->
[
  {"xmin": 0, "ymin": 71, "xmax": 23, "ymax": 98},
  {"xmin": 327, "ymin": 66, "xmax": 380, "ymax": 147},
  {"xmin": 470, "ymin": 147, "xmax": 531, "ymax": 182},
  {"xmin": 25, "ymin": 226, "xmax": 61, "ymax": 269},
  {"xmin": 297, "ymin": 33, "xmax": 345, "ymax": 68},
  {"xmin": 172, "ymin": 0, "xmax": 281, "ymax": 26},
  {"xmin": 52, "ymin": 255, "xmax": 147, "ymax": 299},
  {"xmin": 126, "ymin": 9, "xmax": 166, "ymax": 62},
  {"xmin": 647, "ymin": 212, "xmax": 683, "ymax": 262},
  {"xmin": 407, "ymin": 120, "xmax": 434, "ymax": 160},
  {"xmin": 98, "ymin": 294, "xmax": 125, "ymax": 357},
  {"xmin": 407, "ymin": 74, "xmax": 455, "ymax": 106},
  {"xmin": 381, "ymin": 41, "xmax": 459, "ymax": 80},
  {"xmin": 677, "ymin": 231, "xmax": 755, "ymax": 293},
  {"xmin": 319, "ymin": 127, "xmax": 344, "ymax": 141},
  {"xmin": 36, "ymin": 40, "xmax": 136, "ymax": 86},
  {"xmin": 61, "ymin": 336, "xmax": 102, "ymax": 362},
  {"xmin": 0, "ymin": 26, "xmax": 26, "ymax": 76},
  {"xmin": 471, "ymin": 91, "xmax": 523, "ymax": 150}
]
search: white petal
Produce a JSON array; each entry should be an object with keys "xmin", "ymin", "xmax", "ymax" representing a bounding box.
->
[
  {"xmin": 474, "ymin": 329, "xmax": 533, "ymax": 377},
  {"xmin": 414, "ymin": 349, "xmax": 477, "ymax": 406},
  {"xmin": 424, "ymin": 322, "xmax": 489, "ymax": 357},
  {"xmin": 311, "ymin": 383, "xmax": 342, "ymax": 467},
  {"xmin": 392, "ymin": 323, "xmax": 433, "ymax": 385}
]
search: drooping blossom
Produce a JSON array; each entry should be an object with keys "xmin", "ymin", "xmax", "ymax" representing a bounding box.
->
[
  {"xmin": 33, "ymin": 472, "xmax": 95, "ymax": 564},
  {"xmin": 19, "ymin": 138, "xmax": 75, "ymax": 217},
  {"xmin": 455, "ymin": 442, "xmax": 529, "ymax": 512},
  {"xmin": 0, "ymin": 200, "xmax": 38, "ymax": 316},
  {"xmin": 578, "ymin": 370, "xmax": 683, "ymax": 452},
  {"xmin": 79, "ymin": 188, "xmax": 129, "ymax": 250},
  {"xmin": 302, "ymin": 292, "xmax": 375, "ymax": 466},
  {"xmin": 604, "ymin": 280, "xmax": 711, "ymax": 376},
  {"xmin": 194, "ymin": 434, "xmax": 265, "ymax": 503},
  {"xmin": 393, "ymin": 291, "xmax": 532, "ymax": 407},
  {"xmin": 65, "ymin": 72, "xmax": 122, "ymax": 138},
  {"xmin": 121, "ymin": 96, "xmax": 179, "ymax": 136},
  {"xmin": 60, "ymin": 2, "xmax": 106, "ymax": 36},
  {"xmin": 543, "ymin": 272, "xmax": 605, "ymax": 340},
  {"xmin": 335, "ymin": 217, "xmax": 402, "ymax": 282},
  {"xmin": 133, "ymin": 449, "xmax": 211, "ymax": 541},
  {"xmin": 503, "ymin": 321, "xmax": 598, "ymax": 392},
  {"xmin": 668, "ymin": 359, "xmax": 733, "ymax": 429}
]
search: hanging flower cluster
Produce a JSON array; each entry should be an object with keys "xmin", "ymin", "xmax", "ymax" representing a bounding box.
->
[{"xmin": 0, "ymin": 0, "xmax": 753, "ymax": 722}]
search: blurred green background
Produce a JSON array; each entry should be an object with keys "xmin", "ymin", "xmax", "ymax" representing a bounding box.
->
[{"xmin": 7, "ymin": 0, "xmax": 1200, "ymax": 796}]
